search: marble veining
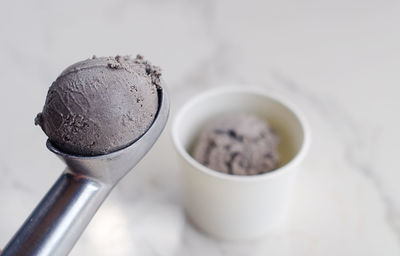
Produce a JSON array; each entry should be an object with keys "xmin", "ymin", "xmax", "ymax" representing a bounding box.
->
[
  {"xmin": 0, "ymin": 0, "xmax": 400, "ymax": 255},
  {"xmin": 271, "ymin": 71, "xmax": 400, "ymax": 243}
]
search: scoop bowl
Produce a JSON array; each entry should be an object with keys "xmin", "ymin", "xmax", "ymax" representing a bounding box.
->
[{"xmin": 2, "ymin": 87, "xmax": 169, "ymax": 256}]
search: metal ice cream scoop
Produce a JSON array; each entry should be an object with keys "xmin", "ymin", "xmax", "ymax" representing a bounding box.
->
[{"xmin": 1, "ymin": 89, "xmax": 169, "ymax": 256}]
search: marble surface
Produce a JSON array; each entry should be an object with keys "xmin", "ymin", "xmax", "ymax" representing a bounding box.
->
[{"xmin": 1, "ymin": 0, "xmax": 400, "ymax": 255}]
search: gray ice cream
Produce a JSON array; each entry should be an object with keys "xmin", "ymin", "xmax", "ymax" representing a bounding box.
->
[
  {"xmin": 192, "ymin": 113, "xmax": 280, "ymax": 175},
  {"xmin": 35, "ymin": 55, "xmax": 161, "ymax": 156}
]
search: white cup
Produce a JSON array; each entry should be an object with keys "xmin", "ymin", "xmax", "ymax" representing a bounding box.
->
[{"xmin": 171, "ymin": 87, "xmax": 310, "ymax": 240}]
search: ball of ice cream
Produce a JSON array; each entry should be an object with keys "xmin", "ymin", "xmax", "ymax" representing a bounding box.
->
[
  {"xmin": 35, "ymin": 55, "xmax": 161, "ymax": 156},
  {"xmin": 192, "ymin": 113, "xmax": 280, "ymax": 175}
]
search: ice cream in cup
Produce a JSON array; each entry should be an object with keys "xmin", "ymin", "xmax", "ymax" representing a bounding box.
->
[{"xmin": 172, "ymin": 86, "xmax": 310, "ymax": 240}]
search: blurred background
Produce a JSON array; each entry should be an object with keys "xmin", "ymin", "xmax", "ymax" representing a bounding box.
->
[{"xmin": 0, "ymin": 0, "xmax": 399, "ymax": 255}]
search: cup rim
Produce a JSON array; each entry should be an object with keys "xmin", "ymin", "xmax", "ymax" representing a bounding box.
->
[{"xmin": 171, "ymin": 86, "xmax": 311, "ymax": 182}]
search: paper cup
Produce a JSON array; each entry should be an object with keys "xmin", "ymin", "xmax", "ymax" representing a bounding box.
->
[{"xmin": 171, "ymin": 87, "xmax": 310, "ymax": 240}]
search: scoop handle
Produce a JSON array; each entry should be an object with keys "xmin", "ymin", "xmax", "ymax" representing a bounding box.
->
[{"xmin": 1, "ymin": 170, "xmax": 112, "ymax": 256}]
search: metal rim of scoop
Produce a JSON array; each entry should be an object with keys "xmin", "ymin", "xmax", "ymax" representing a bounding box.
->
[
  {"xmin": 47, "ymin": 85, "xmax": 169, "ymax": 160},
  {"xmin": 46, "ymin": 85, "xmax": 170, "ymax": 185}
]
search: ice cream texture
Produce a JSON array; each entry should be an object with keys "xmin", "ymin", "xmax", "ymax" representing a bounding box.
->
[
  {"xmin": 35, "ymin": 55, "xmax": 161, "ymax": 156},
  {"xmin": 192, "ymin": 113, "xmax": 280, "ymax": 175}
]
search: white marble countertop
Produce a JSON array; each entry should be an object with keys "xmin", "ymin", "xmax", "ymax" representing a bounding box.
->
[{"xmin": 1, "ymin": 0, "xmax": 400, "ymax": 255}]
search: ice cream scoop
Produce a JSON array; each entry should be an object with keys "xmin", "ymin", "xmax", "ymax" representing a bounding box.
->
[
  {"xmin": 35, "ymin": 55, "xmax": 160, "ymax": 156},
  {"xmin": 2, "ymin": 55, "xmax": 169, "ymax": 256},
  {"xmin": 192, "ymin": 113, "xmax": 280, "ymax": 175}
]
